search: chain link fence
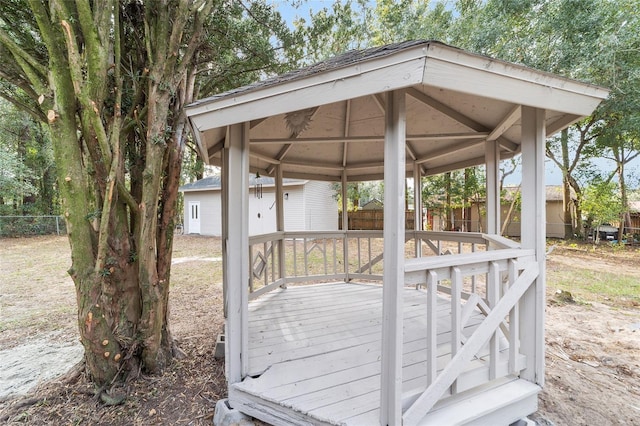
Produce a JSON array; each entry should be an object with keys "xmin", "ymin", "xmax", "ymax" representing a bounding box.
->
[{"xmin": 0, "ymin": 215, "xmax": 67, "ymax": 237}]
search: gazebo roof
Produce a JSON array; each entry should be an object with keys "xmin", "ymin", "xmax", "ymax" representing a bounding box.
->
[{"xmin": 186, "ymin": 40, "xmax": 608, "ymax": 182}]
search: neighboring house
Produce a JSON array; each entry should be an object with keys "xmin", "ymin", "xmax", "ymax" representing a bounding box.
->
[
  {"xmin": 360, "ymin": 198, "xmax": 384, "ymax": 210},
  {"xmin": 433, "ymin": 185, "xmax": 576, "ymax": 238},
  {"xmin": 630, "ymin": 201, "xmax": 640, "ymax": 233},
  {"xmin": 179, "ymin": 175, "xmax": 338, "ymax": 236}
]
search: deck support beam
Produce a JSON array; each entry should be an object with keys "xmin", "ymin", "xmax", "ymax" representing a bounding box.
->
[
  {"xmin": 520, "ymin": 106, "xmax": 546, "ymax": 386},
  {"xmin": 380, "ymin": 90, "xmax": 406, "ymax": 426},
  {"xmin": 224, "ymin": 122, "xmax": 250, "ymax": 383}
]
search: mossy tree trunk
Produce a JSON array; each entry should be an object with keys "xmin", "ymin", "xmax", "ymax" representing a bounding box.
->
[{"xmin": 1, "ymin": 0, "xmax": 211, "ymax": 388}]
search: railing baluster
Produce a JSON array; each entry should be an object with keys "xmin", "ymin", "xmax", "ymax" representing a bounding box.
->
[
  {"xmin": 249, "ymin": 245, "xmax": 254, "ymax": 292},
  {"xmin": 368, "ymin": 236, "xmax": 372, "ymax": 274},
  {"xmin": 333, "ymin": 237, "xmax": 337, "ymax": 275},
  {"xmin": 323, "ymin": 238, "xmax": 328, "ymax": 275},
  {"xmin": 263, "ymin": 242, "xmax": 269, "ymax": 289},
  {"xmin": 427, "ymin": 270, "xmax": 438, "ymax": 385},
  {"xmin": 293, "ymin": 237, "xmax": 298, "ymax": 277},
  {"xmin": 451, "ymin": 266, "xmax": 462, "ymax": 395},
  {"xmin": 508, "ymin": 259, "xmax": 519, "ymax": 374},
  {"xmin": 488, "ymin": 261, "xmax": 500, "ymax": 380},
  {"xmin": 357, "ymin": 237, "xmax": 362, "ymax": 272},
  {"xmin": 471, "ymin": 243, "xmax": 477, "ymax": 293},
  {"xmin": 304, "ymin": 237, "xmax": 309, "ymax": 276}
]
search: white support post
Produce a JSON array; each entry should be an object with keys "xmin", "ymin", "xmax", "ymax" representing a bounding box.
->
[
  {"xmin": 225, "ymin": 122, "xmax": 250, "ymax": 384},
  {"xmin": 413, "ymin": 163, "xmax": 423, "ymax": 258},
  {"xmin": 275, "ymin": 165, "xmax": 286, "ymax": 287},
  {"xmin": 485, "ymin": 139, "xmax": 501, "ymax": 236},
  {"xmin": 221, "ymin": 147, "xmax": 228, "ymax": 320},
  {"xmin": 342, "ymin": 172, "xmax": 350, "ymax": 281},
  {"xmin": 520, "ymin": 106, "xmax": 546, "ymax": 386},
  {"xmin": 380, "ymin": 90, "xmax": 406, "ymax": 426}
]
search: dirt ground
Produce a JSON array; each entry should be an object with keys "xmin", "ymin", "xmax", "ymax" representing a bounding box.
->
[{"xmin": 0, "ymin": 235, "xmax": 638, "ymax": 425}]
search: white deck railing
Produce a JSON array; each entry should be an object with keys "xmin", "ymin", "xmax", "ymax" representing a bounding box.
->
[
  {"xmin": 247, "ymin": 230, "xmax": 538, "ymax": 422},
  {"xmin": 402, "ymin": 247, "xmax": 538, "ymax": 425},
  {"xmin": 248, "ymin": 230, "xmax": 512, "ymax": 299}
]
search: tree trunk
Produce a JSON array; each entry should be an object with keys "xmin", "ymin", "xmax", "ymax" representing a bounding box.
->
[
  {"xmin": 14, "ymin": 0, "xmax": 207, "ymax": 388},
  {"xmin": 560, "ymin": 129, "xmax": 574, "ymax": 239},
  {"xmin": 618, "ymin": 160, "xmax": 628, "ymax": 241}
]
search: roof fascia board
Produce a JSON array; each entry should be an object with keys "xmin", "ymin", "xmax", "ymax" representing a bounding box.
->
[
  {"xmin": 423, "ymin": 45, "xmax": 609, "ymax": 116},
  {"xmin": 188, "ymin": 56, "xmax": 428, "ymax": 131}
]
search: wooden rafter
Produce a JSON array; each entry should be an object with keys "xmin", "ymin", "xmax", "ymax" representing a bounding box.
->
[
  {"xmin": 487, "ymin": 105, "xmax": 521, "ymax": 141},
  {"xmin": 407, "ymin": 88, "xmax": 519, "ymax": 152}
]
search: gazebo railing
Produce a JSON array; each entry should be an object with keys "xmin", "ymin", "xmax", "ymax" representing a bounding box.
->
[
  {"xmin": 402, "ymin": 248, "xmax": 538, "ymax": 424},
  {"xmin": 248, "ymin": 230, "xmax": 518, "ymax": 298}
]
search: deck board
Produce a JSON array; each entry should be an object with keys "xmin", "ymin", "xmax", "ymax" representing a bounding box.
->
[{"xmin": 233, "ymin": 282, "xmax": 530, "ymax": 425}]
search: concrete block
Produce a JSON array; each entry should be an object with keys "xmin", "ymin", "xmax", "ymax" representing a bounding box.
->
[
  {"xmin": 213, "ymin": 399, "xmax": 254, "ymax": 426},
  {"xmin": 214, "ymin": 334, "xmax": 225, "ymax": 359}
]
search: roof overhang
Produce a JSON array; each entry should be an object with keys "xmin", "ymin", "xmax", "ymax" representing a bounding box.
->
[{"xmin": 186, "ymin": 41, "xmax": 609, "ymax": 182}]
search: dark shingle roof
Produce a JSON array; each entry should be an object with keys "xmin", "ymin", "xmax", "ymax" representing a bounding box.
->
[{"xmin": 188, "ymin": 40, "xmax": 440, "ymax": 108}]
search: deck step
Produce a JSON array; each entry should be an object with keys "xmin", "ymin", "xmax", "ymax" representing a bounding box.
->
[{"xmin": 416, "ymin": 378, "xmax": 540, "ymax": 425}]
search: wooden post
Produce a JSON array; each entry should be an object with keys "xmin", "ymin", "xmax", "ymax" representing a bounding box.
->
[
  {"xmin": 342, "ymin": 172, "xmax": 350, "ymax": 281},
  {"xmin": 485, "ymin": 139, "xmax": 500, "ymax": 235},
  {"xmin": 413, "ymin": 163, "xmax": 423, "ymax": 257},
  {"xmin": 520, "ymin": 106, "xmax": 546, "ymax": 386},
  {"xmin": 221, "ymin": 148, "xmax": 228, "ymax": 319},
  {"xmin": 275, "ymin": 165, "xmax": 286, "ymax": 287},
  {"xmin": 225, "ymin": 122, "xmax": 250, "ymax": 383},
  {"xmin": 380, "ymin": 90, "xmax": 406, "ymax": 426}
]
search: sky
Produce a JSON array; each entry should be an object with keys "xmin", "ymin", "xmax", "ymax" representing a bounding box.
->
[{"xmin": 266, "ymin": 1, "xmax": 639, "ymax": 189}]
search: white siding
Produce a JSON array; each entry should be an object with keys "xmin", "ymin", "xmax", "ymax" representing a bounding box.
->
[
  {"xmin": 183, "ymin": 191, "xmax": 221, "ymax": 235},
  {"xmin": 283, "ymin": 186, "xmax": 306, "ymax": 231},
  {"xmin": 302, "ymin": 181, "xmax": 339, "ymax": 231},
  {"xmin": 182, "ymin": 180, "xmax": 337, "ymax": 235}
]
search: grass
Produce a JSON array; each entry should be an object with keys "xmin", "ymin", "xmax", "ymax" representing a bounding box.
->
[{"xmin": 547, "ymin": 267, "xmax": 640, "ymax": 306}]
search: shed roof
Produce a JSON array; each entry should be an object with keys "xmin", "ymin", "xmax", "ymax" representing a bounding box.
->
[
  {"xmin": 186, "ymin": 40, "xmax": 609, "ymax": 183},
  {"xmin": 179, "ymin": 175, "xmax": 306, "ymax": 192}
]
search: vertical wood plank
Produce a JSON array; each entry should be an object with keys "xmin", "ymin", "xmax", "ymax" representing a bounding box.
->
[
  {"xmin": 323, "ymin": 238, "xmax": 328, "ymax": 275},
  {"xmin": 225, "ymin": 122, "xmax": 250, "ymax": 383},
  {"xmin": 471, "ymin": 243, "xmax": 477, "ymax": 293},
  {"xmin": 293, "ymin": 237, "xmax": 297, "ymax": 276},
  {"xmin": 450, "ymin": 266, "xmax": 462, "ymax": 395},
  {"xmin": 221, "ymin": 147, "xmax": 228, "ymax": 319},
  {"xmin": 426, "ymin": 270, "xmax": 438, "ymax": 385},
  {"xmin": 341, "ymin": 173, "xmax": 350, "ymax": 281},
  {"xmin": 380, "ymin": 90, "xmax": 406, "ymax": 426},
  {"xmin": 485, "ymin": 139, "xmax": 501, "ymax": 235},
  {"xmin": 304, "ymin": 238, "xmax": 308, "ymax": 276},
  {"xmin": 508, "ymin": 259, "xmax": 520, "ymax": 374},
  {"xmin": 520, "ymin": 106, "xmax": 547, "ymax": 385},
  {"xmin": 263, "ymin": 242, "xmax": 269, "ymax": 287},
  {"xmin": 488, "ymin": 261, "xmax": 500, "ymax": 380},
  {"xmin": 413, "ymin": 164, "xmax": 423, "ymax": 258},
  {"xmin": 275, "ymin": 165, "xmax": 286, "ymax": 287}
]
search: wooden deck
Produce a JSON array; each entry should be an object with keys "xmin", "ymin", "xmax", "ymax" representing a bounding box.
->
[{"xmin": 229, "ymin": 282, "xmax": 539, "ymax": 425}]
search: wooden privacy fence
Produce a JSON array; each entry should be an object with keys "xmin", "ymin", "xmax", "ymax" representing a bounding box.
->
[{"xmin": 339, "ymin": 210, "xmax": 416, "ymax": 230}]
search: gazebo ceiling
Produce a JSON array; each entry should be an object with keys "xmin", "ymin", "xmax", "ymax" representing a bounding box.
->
[{"xmin": 186, "ymin": 40, "xmax": 609, "ymax": 182}]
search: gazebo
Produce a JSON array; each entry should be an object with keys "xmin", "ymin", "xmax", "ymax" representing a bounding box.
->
[{"xmin": 185, "ymin": 41, "xmax": 608, "ymax": 425}]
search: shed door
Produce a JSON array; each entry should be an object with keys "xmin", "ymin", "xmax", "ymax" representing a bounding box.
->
[{"xmin": 188, "ymin": 201, "xmax": 201, "ymax": 234}]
